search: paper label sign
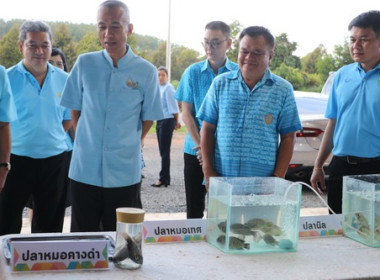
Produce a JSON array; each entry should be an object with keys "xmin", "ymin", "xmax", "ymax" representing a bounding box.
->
[
  {"xmin": 11, "ymin": 239, "xmax": 109, "ymax": 272},
  {"xmin": 143, "ymin": 219, "xmax": 207, "ymax": 243},
  {"xmin": 299, "ymin": 214, "xmax": 343, "ymax": 237}
]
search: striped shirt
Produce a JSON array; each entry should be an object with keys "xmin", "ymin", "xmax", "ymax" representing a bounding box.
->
[{"xmin": 197, "ymin": 69, "xmax": 301, "ymax": 177}]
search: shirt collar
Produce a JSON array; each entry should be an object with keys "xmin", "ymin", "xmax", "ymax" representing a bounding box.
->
[
  {"xmin": 229, "ymin": 69, "xmax": 274, "ymax": 89},
  {"xmin": 102, "ymin": 45, "xmax": 134, "ymax": 68},
  {"xmin": 201, "ymin": 57, "xmax": 234, "ymax": 73},
  {"xmin": 229, "ymin": 68, "xmax": 273, "ymax": 81},
  {"xmin": 16, "ymin": 60, "xmax": 53, "ymax": 76}
]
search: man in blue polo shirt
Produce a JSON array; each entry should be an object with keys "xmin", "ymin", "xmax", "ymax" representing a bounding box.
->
[
  {"xmin": 198, "ymin": 26, "xmax": 301, "ymax": 190},
  {"xmin": 311, "ymin": 10, "xmax": 380, "ymax": 214},
  {"xmin": 0, "ymin": 65, "xmax": 17, "ymax": 192},
  {"xmin": 175, "ymin": 21, "xmax": 238, "ymax": 219},
  {"xmin": 61, "ymin": 0, "xmax": 163, "ymax": 232},
  {"xmin": 0, "ymin": 21, "xmax": 71, "ymax": 234}
]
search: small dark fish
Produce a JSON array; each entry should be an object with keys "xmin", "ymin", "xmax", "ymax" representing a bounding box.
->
[
  {"xmin": 216, "ymin": 235, "xmax": 250, "ymax": 250},
  {"xmin": 230, "ymin": 223, "xmax": 254, "ymax": 236},
  {"xmin": 217, "ymin": 221, "xmax": 227, "ymax": 233},
  {"xmin": 354, "ymin": 212, "xmax": 369, "ymax": 228},
  {"xmin": 112, "ymin": 232, "xmax": 143, "ymax": 264},
  {"xmin": 245, "ymin": 218, "xmax": 267, "ymax": 229},
  {"xmin": 261, "ymin": 224, "xmax": 284, "ymax": 236},
  {"xmin": 263, "ymin": 234, "xmax": 278, "ymax": 246}
]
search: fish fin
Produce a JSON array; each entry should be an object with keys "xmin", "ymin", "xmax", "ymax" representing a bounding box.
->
[
  {"xmin": 120, "ymin": 231, "xmax": 131, "ymax": 241},
  {"xmin": 134, "ymin": 232, "xmax": 143, "ymax": 243}
]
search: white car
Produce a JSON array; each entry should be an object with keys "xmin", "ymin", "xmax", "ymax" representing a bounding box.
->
[{"xmin": 285, "ymin": 91, "xmax": 332, "ymax": 182}]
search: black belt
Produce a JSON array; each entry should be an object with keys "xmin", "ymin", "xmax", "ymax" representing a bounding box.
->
[{"xmin": 336, "ymin": 155, "xmax": 380, "ymax": 164}]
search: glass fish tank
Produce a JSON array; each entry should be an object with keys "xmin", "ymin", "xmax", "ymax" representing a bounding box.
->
[
  {"xmin": 342, "ymin": 174, "xmax": 380, "ymax": 247},
  {"xmin": 206, "ymin": 177, "xmax": 302, "ymax": 254}
]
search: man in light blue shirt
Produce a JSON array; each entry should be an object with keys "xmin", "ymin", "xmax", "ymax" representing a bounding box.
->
[
  {"xmin": 175, "ymin": 21, "xmax": 238, "ymax": 219},
  {"xmin": 0, "ymin": 21, "xmax": 71, "ymax": 235},
  {"xmin": 61, "ymin": 0, "xmax": 163, "ymax": 232},
  {"xmin": 198, "ymin": 26, "xmax": 301, "ymax": 190},
  {"xmin": 311, "ymin": 10, "xmax": 380, "ymax": 214},
  {"xmin": 0, "ymin": 65, "xmax": 17, "ymax": 192}
]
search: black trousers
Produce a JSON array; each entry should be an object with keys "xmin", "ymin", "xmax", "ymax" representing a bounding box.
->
[
  {"xmin": 184, "ymin": 153, "xmax": 206, "ymax": 218},
  {"xmin": 0, "ymin": 152, "xmax": 68, "ymax": 234},
  {"xmin": 327, "ymin": 156, "xmax": 380, "ymax": 214},
  {"xmin": 70, "ymin": 180, "xmax": 142, "ymax": 232},
  {"xmin": 156, "ymin": 118, "xmax": 176, "ymax": 185}
]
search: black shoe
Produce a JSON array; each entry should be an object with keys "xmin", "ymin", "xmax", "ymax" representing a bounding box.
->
[{"xmin": 151, "ymin": 181, "xmax": 168, "ymax": 188}]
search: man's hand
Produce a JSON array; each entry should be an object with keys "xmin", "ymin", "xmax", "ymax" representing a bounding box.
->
[{"xmin": 310, "ymin": 167, "xmax": 326, "ymax": 195}]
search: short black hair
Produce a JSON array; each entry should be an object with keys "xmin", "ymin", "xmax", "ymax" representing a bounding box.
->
[
  {"xmin": 51, "ymin": 47, "xmax": 68, "ymax": 72},
  {"xmin": 157, "ymin": 66, "xmax": 168, "ymax": 75},
  {"xmin": 205, "ymin": 21, "xmax": 231, "ymax": 38},
  {"xmin": 238, "ymin": 26, "xmax": 275, "ymax": 50},
  {"xmin": 348, "ymin": 10, "xmax": 380, "ymax": 36}
]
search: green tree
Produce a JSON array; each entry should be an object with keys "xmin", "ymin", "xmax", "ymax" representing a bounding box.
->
[
  {"xmin": 333, "ymin": 40, "xmax": 353, "ymax": 69},
  {"xmin": 227, "ymin": 20, "xmax": 243, "ymax": 63},
  {"xmin": 273, "ymin": 63, "xmax": 305, "ymax": 90},
  {"xmin": 75, "ymin": 32, "xmax": 102, "ymax": 56},
  {"xmin": 271, "ymin": 33, "xmax": 300, "ymax": 70},
  {"xmin": 52, "ymin": 24, "xmax": 77, "ymax": 70},
  {"xmin": 301, "ymin": 44, "xmax": 326, "ymax": 74},
  {"xmin": 316, "ymin": 54, "xmax": 335, "ymax": 82},
  {"xmin": 0, "ymin": 24, "xmax": 22, "ymax": 68},
  {"xmin": 171, "ymin": 45, "xmax": 200, "ymax": 81},
  {"xmin": 150, "ymin": 41, "xmax": 166, "ymax": 67}
]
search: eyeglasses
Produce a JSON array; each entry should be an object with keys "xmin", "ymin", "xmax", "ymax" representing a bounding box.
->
[
  {"xmin": 49, "ymin": 60, "xmax": 64, "ymax": 68},
  {"xmin": 201, "ymin": 39, "xmax": 228, "ymax": 49},
  {"xmin": 25, "ymin": 42, "xmax": 51, "ymax": 51}
]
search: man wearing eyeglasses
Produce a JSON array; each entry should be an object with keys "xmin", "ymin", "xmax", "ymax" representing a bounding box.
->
[
  {"xmin": 175, "ymin": 21, "xmax": 238, "ymax": 219},
  {"xmin": 198, "ymin": 26, "xmax": 301, "ymax": 190},
  {"xmin": 0, "ymin": 21, "xmax": 71, "ymax": 235}
]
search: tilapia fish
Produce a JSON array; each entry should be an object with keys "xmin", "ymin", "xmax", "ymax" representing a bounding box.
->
[
  {"xmin": 263, "ymin": 234, "xmax": 279, "ymax": 246},
  {"xmin": 112, "ymin": 232, "xmax": 143, "ymax": 264},
  {"xmin": 245, "ymin": 218, "xmax": 284, "ymax": 237},
  {"xmin": 353, "ymin": 212, "xmax": 370, "ymax": 238},
  {"xmin": 218, "ymin": 221, "xmax": 227, "ymax": 233},
  {"xmin": 261, "ymin": 224, "xmax": 284, "ymax": 236},
  {"xmin": 217, "ymin": 235, "xmax": 250, "ymax": 250},
  {"xmin": 245, "ymin": 218, "xmax": 267, "ymax": 230},
  {"xmin": 354, "ymin": 212, "xmax": 369, "ymax": 228},
  {"xmin": 230, "ymin": 223, "xmax": 262, "ymax": 242}
]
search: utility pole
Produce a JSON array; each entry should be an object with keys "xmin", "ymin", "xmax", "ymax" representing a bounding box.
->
[{"xmin": 165, "ymin": 0, "xmax": 172, "ymax": 81}]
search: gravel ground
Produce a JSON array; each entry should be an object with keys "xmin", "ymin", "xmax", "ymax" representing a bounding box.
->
[{"xmin": 23, "ymin": 131, "xmax": 328, "ymax": 218}]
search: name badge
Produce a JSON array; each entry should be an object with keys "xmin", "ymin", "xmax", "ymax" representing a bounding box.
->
[
  {"xmin": 10, "ymin": 237, "xmax": 109, "ymax": 272},
  {"xmin": 144, "ymin": 219, "xmax": 207, "ymax": 243}
]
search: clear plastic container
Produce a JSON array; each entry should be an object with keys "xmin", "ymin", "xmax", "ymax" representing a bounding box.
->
[
  {"xmin": 207, "ymin": 177, "xmax": 302, "ymax": 254},
  {"xmin": 343, "ymin": 174, "xmax": 380, "ymax": 247},
  {"xmin": 113, "ymin": 207, "xmax": 145, "ymax": 269}
]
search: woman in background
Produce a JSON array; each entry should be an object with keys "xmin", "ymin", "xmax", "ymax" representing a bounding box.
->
[{"xmin": 151, "ymin": 66, "xmax": 180, "ymax": 187}]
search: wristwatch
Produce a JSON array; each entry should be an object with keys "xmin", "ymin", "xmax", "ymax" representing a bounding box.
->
[{"xmin": 0, "ymin": 162, "xmax": 11, "ymax": 171}]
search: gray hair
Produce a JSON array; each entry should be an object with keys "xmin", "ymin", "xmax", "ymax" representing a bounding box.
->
[
  {"xmin": 19, "ymin": 21, "xmax": 52, "ymax": 44},
  {"xmin": 99, "ymin": 0, "xmax": 130, "ymax": 25}
]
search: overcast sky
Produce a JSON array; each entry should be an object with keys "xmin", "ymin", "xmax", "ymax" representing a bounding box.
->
[{"xmin": 1, "ymin": 0, "xmax": 379, "ymax": 56}]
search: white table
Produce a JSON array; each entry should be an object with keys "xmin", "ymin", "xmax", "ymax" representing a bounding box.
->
[{"xmin": 1, "ymin": 233, "xmax": 379, "ymax": 280}]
